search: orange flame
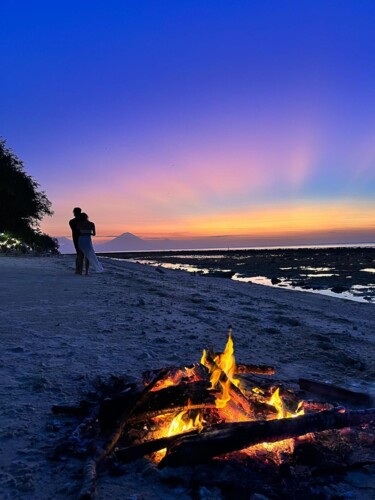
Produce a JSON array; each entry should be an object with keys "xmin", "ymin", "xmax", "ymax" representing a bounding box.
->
[{"xmin": 201, "ymin": 328, "xmax": 241, "ymax": 408}]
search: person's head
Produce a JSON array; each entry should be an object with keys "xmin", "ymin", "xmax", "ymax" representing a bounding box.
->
[
  {"xmin": 80, "ymin": 213, "xmax": 89, "ymax": 221},
  {"xmin": 73, "ymin": 207, "xmax": 82, "ymax": 217}
]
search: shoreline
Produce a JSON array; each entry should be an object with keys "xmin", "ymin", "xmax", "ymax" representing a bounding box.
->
[
  {"xmin": 0, "ymin": 256, "xmax": 374, "ymax": 498},
  {"xmin": 99, "ymin": 246, "xmax": 375, "ymax": 304}
]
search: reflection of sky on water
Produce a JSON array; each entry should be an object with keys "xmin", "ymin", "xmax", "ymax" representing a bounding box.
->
[
  {"xmin": 232, "ymin": 274, "xmax": 375, "ymax": 303},
  {"xmin": 108, "ymin": 252, "xmax": 375, "ymax": 304},
  {"xmin": 160, "ymin": 254, "xmax": 227, "ymax": 260},
  {"xmin": 300, "ymin": 266, "xmax": 333, "ymax": 271},
  {"xmin": 233, "ymin": 275, "xmax": 275, "ymax": 286},
  {"xmin": 130, "ymin": 259, "xmax": 210, "ymax": 274},
  {"xmin": 301, "ymin": 273, "xmax": 338, "ymax": 278}
]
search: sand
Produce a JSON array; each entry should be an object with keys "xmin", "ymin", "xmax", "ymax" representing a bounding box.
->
[{"xmin": 0, "ymin": 255, "xmax": 374, "ymax": 499}]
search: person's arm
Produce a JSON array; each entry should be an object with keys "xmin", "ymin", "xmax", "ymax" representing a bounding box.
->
[{"xmin": 92, "ymin": 223, "xmax": 96, "ymax": 236}]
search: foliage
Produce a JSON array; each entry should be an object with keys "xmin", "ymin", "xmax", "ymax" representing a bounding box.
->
[
  {"xmin": 0, "ymin": 232, "xmax": 23, "ymax": 252},
  {"xmin": 0, "ymin": 139, "xmax": 59, "ymax": 253},
  {"xmin": 0, "ymin": 138, "xmax": 53, "ymax": 235}
]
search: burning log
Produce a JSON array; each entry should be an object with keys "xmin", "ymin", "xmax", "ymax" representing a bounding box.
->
[
  {"xmin": 160, "ymin": 407, "xmax": 375, "ymax": 467},
  {"xmin": 115, "ymin": 429, "xmax": 199, "ymax": 463},
  {"xmin": 299, "ymin": 378, "xmax": 374, "ymax": 406},
  {"xmin": 131, "ymin": 380, "xmax": 215, "ymax": 419},
  {"xmin": 236, "ymin": 363, "xmax": 275, "ymax": 375},
  {"xmin": 203, "ymin": 352, "xmax": 267, "ymax": 417},
  {"xmin": 143, "ymin": 363, "xmax": 208, "ymax": 390}
]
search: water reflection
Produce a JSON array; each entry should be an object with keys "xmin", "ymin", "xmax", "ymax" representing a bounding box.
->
[
  {"xmin": 232, "ymin": 274, "xmax": 374, "ymax": 303},
  {"xmin": 108, "ymin": 247, "xmax": 375, "ymax": 304}
]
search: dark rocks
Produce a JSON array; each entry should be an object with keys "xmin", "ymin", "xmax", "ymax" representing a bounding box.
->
[{"xmin": 331, "ymin": 286, "xmax": 349, "ymax": 294}]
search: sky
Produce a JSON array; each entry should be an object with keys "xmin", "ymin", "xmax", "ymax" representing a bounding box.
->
[{"xmin": 1, "ymin": 0, "xmax": 375, "ymax": 245}]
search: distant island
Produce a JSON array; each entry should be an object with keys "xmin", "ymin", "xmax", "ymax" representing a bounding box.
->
[{"xmin": 57, "ymin": 230, "xmax": 375, "ymax": 254}]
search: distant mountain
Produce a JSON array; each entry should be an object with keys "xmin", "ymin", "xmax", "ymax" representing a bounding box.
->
[
  {"xmin": 96, "ymin": 232, "xmax": 257, "ymax": 252},
  {"xmin": 97, "ymin": 232, "xmax": 154, "ymax": 252}
]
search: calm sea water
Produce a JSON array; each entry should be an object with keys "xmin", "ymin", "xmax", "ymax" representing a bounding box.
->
[{"xmin": 104, "ymin": 246, "xmax": 375, "ymax": 304}]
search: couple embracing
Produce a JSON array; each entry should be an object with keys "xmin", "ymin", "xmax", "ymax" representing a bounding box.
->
[{"xmin": 69, "ymin": 207, "xmax": 104, "ymax": 275}]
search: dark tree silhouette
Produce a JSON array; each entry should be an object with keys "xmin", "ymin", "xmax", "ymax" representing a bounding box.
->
[{"xmin": 0, "ymin": 138, "xmax": 58, "ymax": 252}]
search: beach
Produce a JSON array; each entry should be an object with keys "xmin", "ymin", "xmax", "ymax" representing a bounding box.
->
[{"xmin": 0, "ymin": 255, "xmax": 374, "ymax": 499}]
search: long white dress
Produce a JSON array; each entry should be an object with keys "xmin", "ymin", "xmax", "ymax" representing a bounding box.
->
[{"xmin": 78, "ymin": 232, "xmax": 104, "ymax": 273}]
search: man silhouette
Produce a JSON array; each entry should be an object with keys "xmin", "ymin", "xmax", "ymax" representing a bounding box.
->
[{"xmin": 69, "ymin": 207, "xmax": 83, "ymax": 274}]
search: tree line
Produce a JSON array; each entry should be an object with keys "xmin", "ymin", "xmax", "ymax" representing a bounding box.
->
[{"xmin": 0, "ymin": 138, "xmax": 58, "ymax": 253}]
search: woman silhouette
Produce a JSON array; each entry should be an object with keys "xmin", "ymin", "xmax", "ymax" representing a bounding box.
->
[{"xmin": 77, "ymin": 213, "xmax": 104, "ymax": 275}]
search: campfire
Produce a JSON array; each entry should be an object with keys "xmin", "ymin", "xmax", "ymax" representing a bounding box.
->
[
  {"xmin": 52, "ymin": 329, "xmax": 375, "ymax": 499},
  {"xmin": 117, "ymin": 330, "xmax": 308, "ymax": 466}
]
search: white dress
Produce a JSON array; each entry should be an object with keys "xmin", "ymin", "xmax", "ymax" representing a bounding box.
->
[{"xmin": 78, "ymin": 231, "xmax": 104, "ymax": 273}]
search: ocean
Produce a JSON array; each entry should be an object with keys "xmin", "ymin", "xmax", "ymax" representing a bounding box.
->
[{"xmin": 101, "ymin": 245, "xmax": 375, "ymax": 304}]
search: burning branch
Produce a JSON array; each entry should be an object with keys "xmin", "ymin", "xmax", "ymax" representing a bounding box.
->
[{"xmin": 160, "ymin": 407, "xmax": 375, "ymax": 467}]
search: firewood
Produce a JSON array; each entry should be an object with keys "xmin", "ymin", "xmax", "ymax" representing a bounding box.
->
[
  {"xmin": 235, "ymin": 363, "xmax": 275, "ymax": 375},
  {"xmin": 132, "ymin": 380, "xmax": 214, "ymax": 416},
  {"xmin": 160, "ymin": 407, "xmax": 375, "ymax": 467},
  {"xmin": 299, "ymin": 378, "xmax": 373, "ymax": 406},
  {"xmin": 115, "ymin": 429, "xmax": 199, "ymax": 463},
  {"xmin": 203, "ymin": 353, "xmax": 264, "ymax": 417},
  {"xmin": 79, "ymin": 368, "xmax": 170, "ymax": 499},
  {"xmin": 127, "ymin": 402, "xmax": 217, "ymax": 424},
  {"xmin": 143, "ymin": 363, "xmax": 209, "ymax": 388}
]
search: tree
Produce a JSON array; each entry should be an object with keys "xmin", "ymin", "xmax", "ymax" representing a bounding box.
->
[{"xmin": 0, "ymin": 138, "xmax": 58, "ymax": 252}]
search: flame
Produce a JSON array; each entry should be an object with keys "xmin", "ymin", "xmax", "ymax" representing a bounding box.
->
[
  {"xmin": 201, "ymin": 329, "xmax": 241, "ymax": 408},
  {"xmin": 167, "ymin": 409, "xmax": 204, "ymax": 437},
  {"xmin": 150, "ymin": 404, "xmax": 205, "ymax": 463},
  {"xmin": 267, "ymin": 387, "xmax": 305, "ymax": 419},
  {"xmin": 144, "ymin": 330, "xmax": 309, "ymax": 464}
]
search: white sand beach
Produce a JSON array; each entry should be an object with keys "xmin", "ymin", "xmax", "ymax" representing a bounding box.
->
[{"xmin": 0, "ymin": 255, "xmax": 374, "ymax": 499}]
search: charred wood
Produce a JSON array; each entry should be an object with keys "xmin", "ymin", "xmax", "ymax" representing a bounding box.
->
[
  {"xmin": 133, "ymin": 380, "xmax": 214, "ymax": 416},
  {"xmin": 299, "ymin": 378, "xmax": 373, "ymax": 406},
  {"xmin": 115, "ymin": 429, "xmax": 199, "ymax": 463},
  {"xmin": 79, "ymin": 368, "xmax": 170, "ymax": 499},
  {"xmin": 236, "ymin": 363, "xmax": 275, "ymax": 375},
  {"xmin": 143, "ymin": 363, "xmax": 209, "ymax": 389},
  {"xmin": 127, "ymin": 402, "xmax": 217, "ymax": 425},
  {"xmin": 160, "ymin": 407, "xmax": 375, "ymax": 467},
  {"xmin": 99, "ymin": 386, "xmax": 144, "ymax": 431}
]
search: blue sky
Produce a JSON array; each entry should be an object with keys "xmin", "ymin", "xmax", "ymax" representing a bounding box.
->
[{"xmin": 1, "ymin": 0, "xmax": 375, "ymax": 242}]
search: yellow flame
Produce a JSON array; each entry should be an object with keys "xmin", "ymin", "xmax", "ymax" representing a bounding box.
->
[
  {"xmin": 167, "ymin": 410, "xmax": 204, "ymax": 437},
  {"xmin": 267, "ymin": 387, "xmax": 305, "ymax": 419},
  {"xmin": 215, "ymin": 380, "xmax": 231, "ymax": 408},
  {"xmin": 200, "ymin": 349, "xmax": 207, "ymax": 366},
  {"xmin": 201, "ymin": 329, "xmax": 241, "ymax": 408}
]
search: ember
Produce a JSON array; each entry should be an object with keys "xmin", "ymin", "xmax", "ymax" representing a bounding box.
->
[{"xmin": 52, "ymin": 329, "xmax": 375, "ymax": 499}]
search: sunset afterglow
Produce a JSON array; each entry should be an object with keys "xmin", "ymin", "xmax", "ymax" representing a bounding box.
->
[{"xmin": 1, "ymin": 1, "xmax": 375, "ymax": 247}]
